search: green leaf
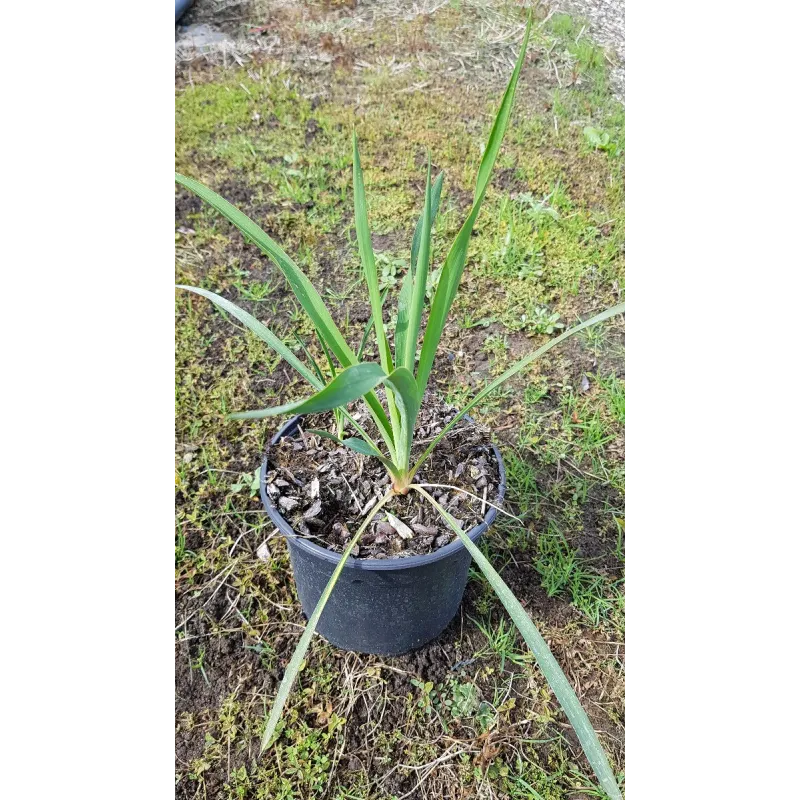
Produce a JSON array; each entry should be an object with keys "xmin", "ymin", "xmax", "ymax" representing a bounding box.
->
[
  {"xmin": 352, "ymin": 133, "xmax": 392, "ymax": 376},
  {"xmin": 314, "ymin": 330, "xmax": 338, "ymax": 378},
  {"xmin": 583, "ymin": 126, "xmax": 610, "ymax": 149},
  {"xmin": 413, "ymin": 487, "xmax": 622, "ymax": 800},
  {"xmin": 412, "ymin": 304, "xmax": 624, "ymax": 475},
  {"xmin": 293, "ymin": 334, "xmax": 326, "ymax": 384},
  {"xmin": 397, "ymin": 169, "xmax": 444, "ymax": 369},
  {"xmin": 176, "ymin": 286, "xmax": 323, "ymax": 390},
  {"xmin": 394, "ymin": 269, "xmax": 414, "ymax": 370},
  {"xmin": 409, "ymin": 170, "xmax": 444, "ymax": 278},
  {"xmin": 175, "ymin": 173, "xmax": 396, "ymax": 451},
  {"xmin": 383, "ymin": 366, "xmax": 421, "ymax": 467},
  {"xmin": 351, "ymin": 135, "xmax": 402, "ymax": 450},
  {"xmin": 307, "ymin": 430, "xmax": 400, "ymax": 478},
  {"xmin": 402, "ymin": 158, "xmax": 433, "ymax": 370},
  {"xmin": 260, "ymin": 491, "xmax": 394, "ymax": 753},
  {"xmin": 415, "ymin": 15, "xmax": 531, "ymax": 394},
  {"xmin": 175, "ymin": 174, "xmax": 352, "ymax": 368},
  {"xmin": 228, "ymin": 362, "xmax": 386, "ymax": 420}
]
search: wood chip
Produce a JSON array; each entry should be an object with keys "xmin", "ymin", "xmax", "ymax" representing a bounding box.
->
[
  {"xmin": 278, "ymin": 496, "xmax": 300, "ymax": 512},
  {"xmin": 386, "ymin": 512, "xmax": 414, "ymax": 540},
  {"xmin": 303, "ymin": 499, "xmax": 322, "ymax": 519},
  {"xmin": 333, "ymin": 522, "xmax": 350, "ymax": 542},
  {"xmin": 361, "ymin": 495, "xmax": 378, "ymax": 515},
  {"xmin": 412, "ymin": 523, "xmax": 438, "ymax": 536}
]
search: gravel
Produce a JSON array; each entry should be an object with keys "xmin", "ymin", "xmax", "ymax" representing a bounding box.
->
[
  {"xmin": 176, "ymin": 0, "xmax": 625, "ymax": 100},
  {"xmin": 547, "ymin": 0, "xmax": 624, "ymax": 98}
]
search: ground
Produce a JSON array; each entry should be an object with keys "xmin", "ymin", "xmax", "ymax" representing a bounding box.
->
[{"xmin": 175, "ymin": 1, "xmax": 625, "ymax": 797}]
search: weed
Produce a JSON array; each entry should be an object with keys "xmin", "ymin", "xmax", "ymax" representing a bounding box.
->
[
  {"xmin": 190, "ymin": 645, "xmax": 211, "ymax": 687},
  {"xmin": 535, "ymin": 522, "xmax": 577, "ymax": 596},
  {"xmin": 473, "ymin": 614, "xmax": 534, "ymax": 671}
]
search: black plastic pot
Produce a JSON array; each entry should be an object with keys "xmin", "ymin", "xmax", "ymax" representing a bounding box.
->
[{"xmin": 260, "ymin": 415, "xmax": 506, "ymax": 656}]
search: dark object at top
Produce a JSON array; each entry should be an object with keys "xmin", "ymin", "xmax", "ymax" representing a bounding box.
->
[{"xmin": 175, "ymin": 0, "xmax": 194, "ymax": 23}]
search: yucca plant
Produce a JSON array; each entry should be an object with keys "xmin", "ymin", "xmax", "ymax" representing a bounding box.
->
[{"xmin": 176, "ymin": 16, "xmax": 624, "ymax": 800}]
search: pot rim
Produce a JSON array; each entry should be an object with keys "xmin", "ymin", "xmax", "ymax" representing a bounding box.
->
[{"xmin": 260, "ymin": 413, "xmax": 507, "ymax": 572}]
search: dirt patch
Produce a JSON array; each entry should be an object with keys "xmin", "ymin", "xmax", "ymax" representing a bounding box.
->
[{"xmin": 266, "ymin": 397, "xmax": 501, "ymax": 558}]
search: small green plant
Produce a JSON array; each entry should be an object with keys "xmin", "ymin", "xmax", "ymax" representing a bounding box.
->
[
  {"xmin": 473, "ymin": 614, "xmax": 534, "ymax": 671},
  {"xmin": 411, "ymin": 677, "xmax": 483, "ymax": 732},
  {"xmin": 175, "ymin": 16, "xmax": 623, "ymax": 799},
  {"xmin": 232, "ymin": 270, "xmax": 278, "ymax": 302},
  {"xmin": 190, "ymin": 646, "xmax": 210, "ymax": 687},
  {"xmin": 516, "ymin": 190, "xmax": 560, "ymax": 224},
  {"xmin": 523, "ymin": 305, "xmax": 565, "ymax": 335},
  {"xmin": 375, "ymin": 252, "xmax": 406, "ymax": 292},
  {"xmin": 583, "ymin": 126, "xmax": 612, "ymax": 151},
  {"xmin": 461, "ymin": 312, "xmax": 495, "ymax": 329},
  {"xmin": 436, "ymin": 679, "xmax": 480, "ymax": 720},
  {"xmin": 243, "ymin": 641, "xmax": 277, "ymax": 669},
  {"xmin": 409, "ymin": 678, "xmax": 435, "ymax": 717},
  {"xmin": 535, "ymin": 522, "xmax": 577, "ymax": 596},
  {"xmin": 230, "ymin": 467, "xmax": 260, "ymax": 497}
]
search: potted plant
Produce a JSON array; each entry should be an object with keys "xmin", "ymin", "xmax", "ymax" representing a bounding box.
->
[{"xmin": 176, "ymin": 16, "xmax": 624, "ymax": 800}]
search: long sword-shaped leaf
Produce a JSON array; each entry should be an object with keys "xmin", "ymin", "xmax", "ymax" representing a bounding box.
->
[
  {"xmin": 228, "ymin": 362, "xmax": 386, "ymax": 420},
  {"xmin": 352, "ymin": 134, "xmax": 392, "ymax": 376},
  {"xmin": 260, "ymin": 491, "xmax": 394, "ymax": 753},
  {"xmin": 413, "ymin": 487, "xmax": 622, "ymax": 800},
  {"xmin": 293, "ymin": 334, "xmax": 326, "ymax": 384},
  {"xmin": 175, "ymin": 173, "xmax": 395, "ymax": 448},
  {"xmin": 351, "ymin": 135, "xmax": 402, "ymax": 450},
  {"xmin": 415, "ymin": 15, "xmax": 531, "ymax": 394},
  {"xmin": 411, "ymin": 304, "xmax": 624, "ymax": 477},
  {"xmin": 410, "ymin": 170, "xmax": 445, "ymax": 281},
  {"xmin": 383, "ymin": 366, "xmax": 421, "ymax": 469},
  {"xmin": 402, "ymin": 158, "xmax": 433, "ymax": 370},
  {"xmin": 394, "ymin": 269, "xmax": 414, "ymax": 371},
  {"xmin": 397, "ymin": 169, "xmax": 444, "ymax": 367},
  {"xmin": 175, "ymin": 174, "xmax": 352, "ymax": 367},
  {"xmin": 177, "ymin": 285, "xmax": 323, "ymax": 390},
  {"xmin": 308, "ymin": 429, "xmax": 401, "ymax": 479}
]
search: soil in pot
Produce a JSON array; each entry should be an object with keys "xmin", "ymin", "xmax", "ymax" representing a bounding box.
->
[{"xmin": 265, "ymin": 395, "xmax": 501, "ymax": 559}]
